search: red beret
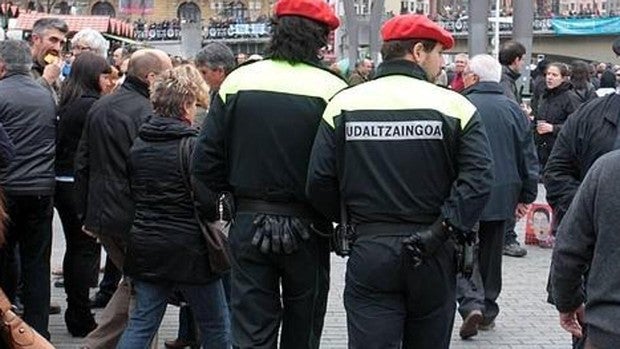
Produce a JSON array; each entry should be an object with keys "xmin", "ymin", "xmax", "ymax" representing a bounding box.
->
[
  {"xmin": 274, "ymin": 0, "xmax": 340, "ymax": 31},
  {"xmin": 381, "ymin": 14, "xmax": 454, "ymax": 50}
]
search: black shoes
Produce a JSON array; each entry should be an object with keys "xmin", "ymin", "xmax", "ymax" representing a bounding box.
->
[
  {"xmin": 65, "ymin": 308, "xmax": 97, "ymax": 337},
  {"xmin": 459, "ymin": 310, "xmax": 483, "ymax": 339},
  {"xmin": 89, "ymin": 292, "xmax": 111, "ymax": 309}
]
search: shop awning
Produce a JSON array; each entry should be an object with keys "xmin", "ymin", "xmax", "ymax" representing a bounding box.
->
[
  {"xmin": 15, "ymin": 13, "xmax": 111, "ymax": 33},
  {"xmin": 102, "ymin": 33, "xmax": 145, "ymax": 47}
]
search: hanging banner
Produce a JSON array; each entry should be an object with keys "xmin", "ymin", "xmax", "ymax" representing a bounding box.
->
[
  {"xmin": 552, "ymin": 16, "xmax": 620, "ymax": 35},
  {"xmin": 119, "ymin": 0, "xmax": 154, "ymax": 15}
]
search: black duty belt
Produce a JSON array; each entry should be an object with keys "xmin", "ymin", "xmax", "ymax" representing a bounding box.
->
[
  {"xmin": 236, "ymin": 199, "xmax": 321, "ymax": 220},
  {"xmin": 355, "ymin": 222, "xmax": 432, "ymax": 238}
]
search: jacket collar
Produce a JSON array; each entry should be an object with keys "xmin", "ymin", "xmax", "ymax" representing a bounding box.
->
[
  {"xmin": 502, "ymin": 65, "xmax": 521, "ymax": 80},
  {"xmin": 462, "ymin": 81, "xmax": 505, "ymax": 96},
  {"xmin": 603, "ymin": 93, "xmax": 620, "ymax": 126},
  {"xmin": 122, "ymin": 74, "xmax": 150, "ymax": 99},
  {"xmin": 374, "ymin": 59, "xmax": 429, "ymax": 82},
  {"xmin": 544, "ymin": 81, "xmax": 572, "ymax": 97}
]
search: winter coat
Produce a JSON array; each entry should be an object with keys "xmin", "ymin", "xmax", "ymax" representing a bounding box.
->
[
  {"xmin": 0, "ymin": 72, "xmax": 56, "ymax": 196},
  {"xmin": 500, "ymin": 65, "xmax": 522, "ymax": 104},
  {"xmin": 75, "ymin": 75, "xmax": 153, "ymax": 238},
  {"xmin": 543, "ymin": 93, "xmax": 620, "ymax": 224},
  {"xmin": 124, "ymin": 116, "xmax": 216, "ymax": 284},
  {"xmin": 462, "ymin": 81, "xmax": 539, "ymax": 220},
  {"xmin": 552, "ymin": 150, "xmax": 620, "ymax": 348},
  {"xmin": 56, "ymin": 93, "xmax": 99, "ymax": 177},
  {"xmin": 534, "ymin": 81, "xmax": 581, "ymax": 169}
]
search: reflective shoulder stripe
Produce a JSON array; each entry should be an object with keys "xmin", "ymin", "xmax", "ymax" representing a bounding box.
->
[
  {"xmin": 321, "ymin": 75, "xmax": 477, "ymax": 128},
  {"xmin": 218, "ymin": 60, "xmax": 347, "ymax": 104}
]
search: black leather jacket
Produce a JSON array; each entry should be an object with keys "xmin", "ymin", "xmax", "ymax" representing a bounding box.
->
[{"xmin": 0, "ymin": 72, "xmax": 56, "ymax": 196}]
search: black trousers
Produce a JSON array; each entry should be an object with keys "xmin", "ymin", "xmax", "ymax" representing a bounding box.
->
[
  {"xmin": 344, "ymin": 229, "xmax": 456, "ymax": 349},
  {"xmin": 457, "ymin": 220, "xmax": 506, "ymax": 322},
  {"xmin": 504, "ymin": 216, "xmax": 518, "ymax": 246},
  {"xmin": 54, "ymin": 181, "xmax": 100, "ymax": 313},
  {"xmin": 98, "ymin": 255, "xmax": 122, "ymax": 297},
  {"xmin": 229, "ymin": 212, "xmax": 330, "ymax": 349},
  {"xmin": 0, "ymin": 194, "xmax": 53, "ymax": 339}
]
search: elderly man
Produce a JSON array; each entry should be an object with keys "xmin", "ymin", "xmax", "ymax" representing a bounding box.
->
[
  {"xmin": 76, "ymin": 49, "xmax": 172, "ymax": 349},
  {"xmin": 0, "ymin": 40, "xmax": 57, "ymax": 339},
  {"xmin": 448, "ymin": 53, "xmax": 468, "ymax": 92},
  {"xmin": 456, "ymin": 54, "xmax": 539, "ymax": 339},
  {"xmin": 29, "ymin": 17, "xmax": 68, "ymax": 102},
  {"xmin": 348, "ymin": 58, "xmax": 372, "ymax": 86}
]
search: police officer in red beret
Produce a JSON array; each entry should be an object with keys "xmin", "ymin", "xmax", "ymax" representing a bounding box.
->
[
  {"xmin": 191, "ymin": 0, "xmax": 347, "ymax": 348},
  {"xmin": 307, "ymin": 14, "xmax": 493, "ymax": 348}
]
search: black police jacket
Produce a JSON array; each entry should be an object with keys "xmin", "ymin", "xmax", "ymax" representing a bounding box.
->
[
  {"xmin": 543, "ymin": 93, "xmax": 620, "ymax": 223},
  {"xmin": 192, "ymin": 59, "xmax": 347, "ymax": 220},
  {"xmin": 75, "ymin": 76, "xmax": 153, "ymax": 238},
  {"xmin": 124, "ymin": 116, "xmax": 216, "ymax": 284},
  {"xmin": 306, "ymin": 60, "xmax": 493, "ymax": 232}
]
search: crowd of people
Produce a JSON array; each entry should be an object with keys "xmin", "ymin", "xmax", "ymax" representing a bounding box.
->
[{"xmin": 1, "ymin": 0, "xmax": 620, "ymax": 348}]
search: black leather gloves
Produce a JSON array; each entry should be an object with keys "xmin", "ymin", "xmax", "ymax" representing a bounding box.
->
[
  {"xmin": 251, "ymin": 214, "xmax": 311, "ymax": 254},
  {"xmin": 402, "ymin": 219, "xmax": 452, "ymax": 268}
]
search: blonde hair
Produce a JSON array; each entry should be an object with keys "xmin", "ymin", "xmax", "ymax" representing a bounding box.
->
[{"xmin": 150, "ymin": 64, "xmax": 209, "ymax": 119}]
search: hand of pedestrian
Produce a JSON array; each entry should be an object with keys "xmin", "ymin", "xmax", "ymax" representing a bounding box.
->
[
  {"xmin": 520, "ymin": 103, "xmax": 532, "ymax": 118},
  {"xmin": 515, "ymin": 203, "xmax": 530, "ymax": 220},
  {"xmin": 42, "ymin": 58, "xmax": 62, "ymax": 85},
  {"xmin": 559, "ymin": 304, "xmax": 585, "ymax": 338},
  {"xmin": 536, "ymin": 122, "xmax": 553, "ymax": 135}
]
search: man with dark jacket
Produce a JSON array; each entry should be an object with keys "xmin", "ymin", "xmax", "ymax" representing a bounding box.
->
[
  {"xmin": 543, "ymin": 93, "xmax": 620, "ymax": 229},
  {"xmin": 552, "ymin": 150, "xmax": 620, "ymax": 348},
  {"xmin": 75, "ymin": 49, "xmax": 172, "ymax": 349},
  {"xmin": 498, "ymin": 40, "xmax": 529, "ymax": 258},
  {"xmin": 456, "ymin": 54, "xmax": 539, "ymax": 339},
  {"xmin": 0, "ymin": 40, "xmax": 56, "ymax": 339},
  {"xmin": 29, "ymin": 18, "xmax": 68, "ymax": 103},
  {"xmin": 192, "ymin": 1, "xmax": 347, "ymax": 347}
]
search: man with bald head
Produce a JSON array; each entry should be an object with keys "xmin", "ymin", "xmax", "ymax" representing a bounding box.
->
[{"xmin": 75, "ymin": 49, "xmax": 172, "ymax": 348}]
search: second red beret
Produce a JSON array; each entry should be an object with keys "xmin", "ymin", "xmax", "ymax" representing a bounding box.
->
[{"xmin": 381, "ymin": 14, "xmax": 455, "ymax": 50}]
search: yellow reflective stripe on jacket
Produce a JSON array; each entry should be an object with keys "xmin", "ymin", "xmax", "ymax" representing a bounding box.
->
[
  {"xmin": 322, "ymin": 75, "xmax": 477, "ymax": 128},
  {"xmin": 219, "ymin": 59, "xmax": 347, "ymax": 103}
]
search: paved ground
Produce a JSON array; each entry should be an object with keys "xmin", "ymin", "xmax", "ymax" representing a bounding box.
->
[{"xmin": 47, "ymin": 185, "xmax": 571, "ymax": 348}]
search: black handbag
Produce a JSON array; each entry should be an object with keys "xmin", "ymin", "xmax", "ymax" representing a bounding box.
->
[{"xmin": 178, "ymin": 137, "xmax": 231, "ymax": 275}]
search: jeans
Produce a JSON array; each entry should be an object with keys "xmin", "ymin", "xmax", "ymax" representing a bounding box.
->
[
  {"xmin": 0, "ymin": 195, "xmax": 53, "ymax": 339},
  {"xmin": 117, "ymin": 278, "xmax": 230, "ymax": 349},
  {"xmin": 177, "ymin": 271, "xmax": 231, "ymax": 342}
]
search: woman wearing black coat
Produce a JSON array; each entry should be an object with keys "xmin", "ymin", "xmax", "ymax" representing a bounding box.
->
[
  {"xmin": 534, "ymin": 62, "xmax": 581, "ymax": 171},
  {"xmin": 117, "ymin": 65, "xmax": 230, "ymax": 349},
  {"xmin": 54, "ymin": 52, "xmax": 112, "ymax": 336}
]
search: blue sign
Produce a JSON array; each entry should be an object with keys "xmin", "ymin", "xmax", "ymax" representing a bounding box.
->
[{"xmin": 552, "ymin": 17, "xmax": 620, "ymax": 35}]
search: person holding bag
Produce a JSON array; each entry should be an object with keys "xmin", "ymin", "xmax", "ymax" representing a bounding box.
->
[{"xmin": 116, "ymin": 65, "xmax": 230, "ymax": 349}]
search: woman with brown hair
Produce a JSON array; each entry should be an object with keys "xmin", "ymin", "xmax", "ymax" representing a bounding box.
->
[
  {"xmin": 117, "ymin": 65, "xmax": 230, "ymax": 349},
  {"xmin": 534, "ymin": 62, "xmax": 581, "ymax": 171}
]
